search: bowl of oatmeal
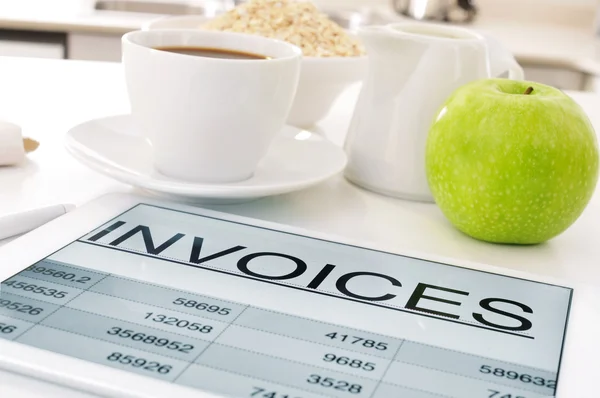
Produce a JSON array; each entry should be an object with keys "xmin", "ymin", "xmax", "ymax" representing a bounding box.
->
[{"xmin": 145, "ymin": 0, "xmax": 368, "ymax": 128}]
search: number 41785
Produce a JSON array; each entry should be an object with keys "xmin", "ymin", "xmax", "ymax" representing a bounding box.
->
[{"xmin": 325, "ymin": 332, "xmax": 387, "ymax": 350}]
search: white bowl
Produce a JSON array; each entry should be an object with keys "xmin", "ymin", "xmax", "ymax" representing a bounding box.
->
[
  {"xmin": 144, "ymin": 15, "xmax": 367, "ymax": 128},
  {"xmin": 288, "ymin": 55, "xmax": 366, "ymax": 127}
]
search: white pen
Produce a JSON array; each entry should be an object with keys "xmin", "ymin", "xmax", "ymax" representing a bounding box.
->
[{"xmin": 0, "ymin": 203, "xmax": 76, "ymax": 241}]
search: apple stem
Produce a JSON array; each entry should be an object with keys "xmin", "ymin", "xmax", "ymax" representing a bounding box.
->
[{"xmin": 524, "ymin": 87, "xmax": 534, "ymax": 95}]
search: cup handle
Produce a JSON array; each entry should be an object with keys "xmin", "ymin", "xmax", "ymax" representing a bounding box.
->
[{"xmin": 481, "ymin": 32, "xmax": 525, "ymax": 81}]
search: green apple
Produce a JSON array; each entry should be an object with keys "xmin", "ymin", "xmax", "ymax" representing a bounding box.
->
[{"xmin": 426, "ymin": 78, "xmax": 599, "ymax": 244}]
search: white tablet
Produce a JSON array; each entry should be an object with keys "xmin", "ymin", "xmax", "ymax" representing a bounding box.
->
[{"xmin": 0, "ymin": 193, "xmax": 596, "ymax": 398}]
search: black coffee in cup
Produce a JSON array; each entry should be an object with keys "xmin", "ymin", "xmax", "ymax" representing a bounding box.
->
[{"xmin": 154, "ymin": 46, "xmax": 269, "ymax": 60}]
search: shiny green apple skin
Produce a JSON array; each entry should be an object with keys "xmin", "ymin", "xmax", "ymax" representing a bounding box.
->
[{"xmin": 426, "ymin": 79, "xmax": 599, "ymax": 244}]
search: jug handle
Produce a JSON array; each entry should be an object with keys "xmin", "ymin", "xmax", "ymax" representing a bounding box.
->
[
  {"xmin": 506, "ymin": 59, "xmax": 525, "ymax": 81},
  {"xmin": 481, "ymin": 32, "xmax": 525, "ymax": 81}
]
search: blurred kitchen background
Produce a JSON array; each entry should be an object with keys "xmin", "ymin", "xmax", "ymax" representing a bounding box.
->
[{"xmin": 1, "ymin": 0, "xmax": 600, "ymax": 92}]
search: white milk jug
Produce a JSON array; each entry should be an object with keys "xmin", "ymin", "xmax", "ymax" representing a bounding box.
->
[{"xmin": 344, "ymin": 22, "xmax": 524, "ymax": 202}]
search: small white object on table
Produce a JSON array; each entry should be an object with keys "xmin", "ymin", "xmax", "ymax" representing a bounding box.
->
[
  {"xmin": 0, "ymin": 120, "xmax": 32, "ymax": 166},
  {"xmin": 0, "ymin": 56, "xmax": 599, "ymax": 397}
]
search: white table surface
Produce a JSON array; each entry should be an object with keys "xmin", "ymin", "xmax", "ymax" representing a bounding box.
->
[{"xmin": 0, "ymin": 56, "xmax": 599, "ymax": 396}]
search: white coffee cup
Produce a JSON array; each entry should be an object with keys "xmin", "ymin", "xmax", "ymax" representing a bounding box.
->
[{"xmin": 122, "ymin": 29, "xmax": 302, "ymax": 183}]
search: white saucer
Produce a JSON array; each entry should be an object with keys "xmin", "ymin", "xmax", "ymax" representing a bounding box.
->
[{"xmin": 65, "ymin": 115, "xmax": 347, "ymax": 203}]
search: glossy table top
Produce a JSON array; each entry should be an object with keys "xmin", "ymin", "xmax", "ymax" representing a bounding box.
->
[{"xmin": 0, "ymin": 56, "xmax": 599, "ymax": 397}]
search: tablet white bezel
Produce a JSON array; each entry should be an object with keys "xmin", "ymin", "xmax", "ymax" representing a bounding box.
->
[{"xmin": 0, "ymin": 193, "xmax": 595, "ymax": 398}]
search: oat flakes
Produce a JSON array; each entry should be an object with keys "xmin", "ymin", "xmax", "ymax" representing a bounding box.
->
[{"xmin": 203, "ymin": 0, "xmax": 366, "ymax": 57}]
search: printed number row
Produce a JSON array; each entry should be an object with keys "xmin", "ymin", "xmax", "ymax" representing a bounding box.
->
[
  {"xmin": 307, "ymin": 374, "xmax": 362, "ymax": 394},
  {"xmin": 488, "ymin": 389, "xmax": 526, "ymax": 398},
  {"xmin": 250, "ymin": 387, "xmax": 301, "ymax": 398},
  {"xmin": 3, "ymin": 281, "xmax": 68, "ymax": 298},
  {"xmin": 323, "ymin": 353, "xmax": 375, "ymax": 371},
  {"xmin": 0, "ymin": 300, "xmax": 43, "ymax": 315},
  {"xmin": 106, "ymin": 352, "xmax": 171, "ymax": 374},
  {"xmin": 325, "ymin": 332, "xmax": 387, "ymax": 351},
  {"xmin": 107, "ymin": 327, "xmax": 194, "ymax": 353},
  {"xmin": 0, "ymin": 322, "xmax": 17, "ymax": 334},
  {"xmin": 172, "ymin": 298, "xmax": 231, "ymax": 316},
  {"xmin": 480, "ymin": 366, "xmax": 556, "ymax": 389},
  {"xmin": 25, "ymin": 266, "xmax": 91, "ymax": 284},
  {"xmin": 144, "ymin": 312, "xmax": 213, "ymax": 333}
]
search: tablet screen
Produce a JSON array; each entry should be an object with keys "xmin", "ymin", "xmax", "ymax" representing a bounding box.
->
[{"xmin": 0, "ymin": 203, "xmax": 572, "ymax": 398}]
